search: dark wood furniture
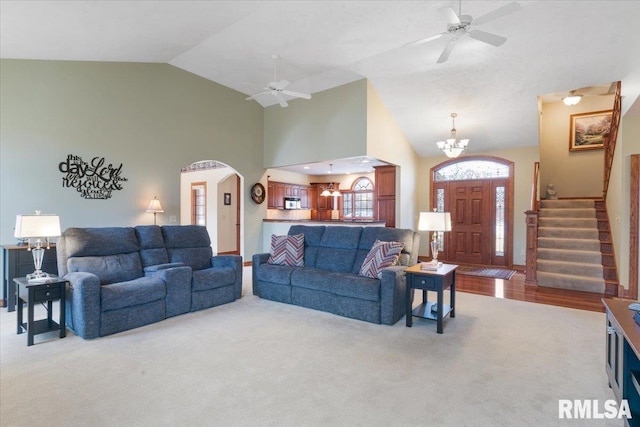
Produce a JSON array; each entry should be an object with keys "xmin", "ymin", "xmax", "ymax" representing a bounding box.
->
[
  {"xmin": 405, "ymin": 263, "xmax": 457, "ymax": 334},
  {"xmin": 15, "ymin": 277, "xmax": 67, "ymax": 346},
  {"xmin": 267, "ymin": 180, "xmax": 311, "ymax": 210},
  {"xmin": 2, "ymin": 244, "xmax": 58, "ymax": 312},
  {"xmin": 374, "ymin": 165, "xmax": 396, "ymax": 227},
  {"xmin": 603, "ymin": 298, "xmax": 640, "ymax": 424}
]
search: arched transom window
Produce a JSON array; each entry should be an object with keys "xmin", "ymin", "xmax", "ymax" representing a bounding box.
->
[
  {"xmin": 342, "ymin": 177, "xmax": 374, "ymax": 219},
  {"xmin": 434, "ymin": 159, "xmax": 510, "ymax": 182}
]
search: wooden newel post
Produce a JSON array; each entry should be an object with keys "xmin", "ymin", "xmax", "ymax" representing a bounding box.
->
[{"xmin": 525, "ymin": 210, "xmax": 539, "ymax": 284}]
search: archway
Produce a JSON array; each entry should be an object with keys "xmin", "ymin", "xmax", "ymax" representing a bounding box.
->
[{"xmin": 180, "ymin": 160, "xmax": 243, "ymax": 256}]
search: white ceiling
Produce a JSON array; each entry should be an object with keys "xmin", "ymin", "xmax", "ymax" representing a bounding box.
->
[{"xmin": 2, "ymin": 0, "xmax": 639, "ymax": 171}]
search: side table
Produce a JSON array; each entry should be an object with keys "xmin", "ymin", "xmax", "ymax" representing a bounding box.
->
[
  {"xmin": 405, "ymin": 263, "xmax": 457, "ymax": 334},
  {"xmin": 14, "ymin": 277, "xmax": 67, "ymax": 346},
  {"xmin": 3, "ymin": 244, "xmax": 58, "ymax": 311}
]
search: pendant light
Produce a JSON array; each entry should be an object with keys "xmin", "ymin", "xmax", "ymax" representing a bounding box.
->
[{"xmin": 436, "ymin": 113, "xmax": 469, "ymax": 158}]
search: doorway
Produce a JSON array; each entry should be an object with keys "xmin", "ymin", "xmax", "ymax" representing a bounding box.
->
[
  {"xmin": 180, "ymin": 160, "xmax": 243, "ymax": 257},
  {"xmin": 431, "ymin": 156, "xmax": 514, "ymax": 267}
]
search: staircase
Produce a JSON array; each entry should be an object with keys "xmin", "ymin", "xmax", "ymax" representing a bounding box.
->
[{"xmin": 536, "ymin": 199, "xmax": 610, "ymax": 294}]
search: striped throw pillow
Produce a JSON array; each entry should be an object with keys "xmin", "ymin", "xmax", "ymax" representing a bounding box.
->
[
  {"xmin": 267, "ymin": 233, "xmax": 304, "ymax": 267},
  {"xmin": 358, "ymin": 239, "xmax": 404, "ymax": 279}
]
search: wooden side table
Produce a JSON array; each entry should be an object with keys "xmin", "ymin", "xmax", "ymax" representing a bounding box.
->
[
  {"xmin": 405, "ymin": 263, "xmax": 457, "ymax": 334},
  {"xmin": 14, "ymin": 277, "xmax": 67, "ymax": 346}
]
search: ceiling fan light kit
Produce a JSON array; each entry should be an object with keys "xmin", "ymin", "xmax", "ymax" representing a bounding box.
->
[{"xmin": 436, "ymin": 113, "xmax": 469, "ymax": 158}]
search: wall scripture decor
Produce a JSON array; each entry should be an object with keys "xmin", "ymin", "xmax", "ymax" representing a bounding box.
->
[{"xmin": 59, "ymin": 154, "xmax": 128, "ymax": 199}]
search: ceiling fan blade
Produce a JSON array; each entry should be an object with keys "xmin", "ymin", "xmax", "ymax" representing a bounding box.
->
[
  {"xmin": 281, "ymin": 90, "xmax": 311, "ymax": 100},
  {"xmin": 468, "ymin": 30, "xmax": 507, "ymax": 47},
  {"xmin": 404, "ymin": 32, "xmax": 445, "ymax": 47},
  {"xmin": 276, "ymin": 79, "xmax": 290, "ymax": 90},
  {"xmin": 440, "ymin": 6, "xmax": 460, "ymax": 24},
  {"xmin": 472, "ymin": 2, "xmax": 521, "ymax": 26},
  {"xmin": 245, "ymin": 92, "xmax": 269, "ymax": 101},
  {"xmin": 437, "ymin": 38, "xmax": 458, "ymax": 64},
  {"xmin": 276, "ymin": 93, "xmax": 288, "ymax": 108}
]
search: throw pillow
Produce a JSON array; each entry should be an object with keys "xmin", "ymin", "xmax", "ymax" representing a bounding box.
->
[
  {"xmin": 358, "ymin": 239, "xmax": 404, "ymax": 279},
  {"xmin": 268, "ymin": 233, "xmax": 304, "ymax": 267}
]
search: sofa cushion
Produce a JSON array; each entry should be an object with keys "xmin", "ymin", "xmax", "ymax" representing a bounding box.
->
[
  {"xmin": 315, "ymin": 226, "xmax": 362, "ymax": 273},
  {"xmin": 358, "ymin": 227, "xmax": 415, "ymax": 268},
  {"xmin": 288, "ymin": 225, "xmax": 326, "ymax": 268},
  {"xmin": 67, "ymin": 252, "xmax": 143, "ymax": 285},
  {"xmin": 101, "ymin": 276, "xmax": 166, "ymax": 311},
  {"xmin": 192, "ymin": 267, "xmax": 236, "ymax": 292},
  {"xmin": 291, "ymin": 268, "xmax": 380, "ymax": 302},
  {"xmin": 358, "ymin": 240, "xmax": 404, "ymax": 279},
  {"xmin": 256, "ymin": 263, "xmax": 297, "ymax": 285},
  {"xmin": 135, "ymin": 225, "xmax": 169, "ymax": 268},
  {"xmin": 268, "ymin": 233, "xmax": 304, "ymax": 267},
  {"xmin": 162, "ymin": 225, "xmax": 212, "ymax": 271},
  {"xmin": 64, "ymin": 227, "xmax": 139, "ymax": 257}
]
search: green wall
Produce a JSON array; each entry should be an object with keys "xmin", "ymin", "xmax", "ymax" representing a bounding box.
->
[{"xmin": 0, "ymin": 59, "xmax": 265, "ymax": 299}]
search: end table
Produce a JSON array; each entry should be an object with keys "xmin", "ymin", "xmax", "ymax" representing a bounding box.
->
[
  {"xmin": 14, "ymin": 277, "xmax": 67, "ymax": 346},
  {"xmin": 405, "ymin": 263, "xmax": 457, "ymax": 334}
]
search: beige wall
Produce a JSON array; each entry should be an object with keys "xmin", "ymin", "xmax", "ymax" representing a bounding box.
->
[
  {"xmin": 263, "ymin": 79, "xmax": 367, "ymax": 168},
  {"xmin": 365, "ymin": 81, "xmax": 419, "ymax": 229},
  {"xmin": 609, "ymin": 104, "xmax": 640, "ymax": 290},
  {"xmin": 0, "ymin": 59, "xmax": 265, "ymax": 300},
  {"xmin": 417, "ymin": 146, "xmax": 540, "ymax": 265},
  {"xmin": 539, "ymin": 96, "xmax": 613, "ymax": 198}
]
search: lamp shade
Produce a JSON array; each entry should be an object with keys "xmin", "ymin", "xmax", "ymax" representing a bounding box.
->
[
  {"xmin": 14, "ymin": 214, "xmax": 61, "ymax": 238},
  {"xmin": 418, "ymin": 211, "xmax": 452, "ymax": 232},
  {"xmin": 146, "ymin": 197, "xmax": 164, "ymax": 213}
]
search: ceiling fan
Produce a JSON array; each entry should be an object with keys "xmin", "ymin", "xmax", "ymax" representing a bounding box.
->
[
  {"xmin": 407, "ymin": 1, "xmax": 521, "ymax": 63},
  {"xmin": 245, "ymin": 55, "xmax": 311, "ymax": 108}
]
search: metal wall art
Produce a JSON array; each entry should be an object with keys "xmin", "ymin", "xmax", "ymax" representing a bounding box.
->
[{"xmin": 59, "ymin": 154, "xmax": 128, "ymax": 199}]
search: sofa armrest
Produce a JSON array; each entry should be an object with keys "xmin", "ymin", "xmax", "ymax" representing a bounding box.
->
[
  {"xmin": 144, "ymin": 262, "xmax": 185, "ymax": 272},
  {"xmin": 64, "ymin": 271, "xmax": 101, "ymax": 339},
  {"xmin": 379, "ymin": 265, "xmax": 408, "ymax": 325},
  {"xmin": 145, "ymin": 265, "xmax": 192, "ymax": 317},
  {"xmin": 211, "ymin": 255, "xmax": 243, "ymax": 299},
  {"xmin": 251, "ymin": 253, "xmax": 270, "ymax": 296}
]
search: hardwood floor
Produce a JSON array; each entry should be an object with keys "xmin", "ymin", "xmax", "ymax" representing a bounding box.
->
[{"xmin": 456, "ymin": 269, "xmax": 615, "ymax": 313}]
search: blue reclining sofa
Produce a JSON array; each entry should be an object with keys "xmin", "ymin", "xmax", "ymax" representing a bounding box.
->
[
  {"xmin": 253, "ymin": 225, "xmax": 420, "ymax": 325},
  {"xmin": 56, "ymin": 225, "xmax": 242, "ymax": 339}
]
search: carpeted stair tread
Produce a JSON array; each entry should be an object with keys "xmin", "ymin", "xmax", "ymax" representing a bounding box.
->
[
  {"xmin": 538, "ymin": 217, "xmax": 597, "ymax": 228},
  {"xmin": 537, "ymin": 248, "xmax": 602, "ymax": 264},
  {"xmin": 538, "ymin": 227, "xmax": 599, "ymax": 239},
  {"xmin": 536, "ymin": 271, "xmax": 605, "ymax": 294},
  {"xmin": 537, "ymin": 237, "xmax": 601, "ymax": 251},
  {"xmin": 540, "ymin": 199, "xmax": 595, "ymax": 209},
  {"xmin": 537, "ymin": 259, "xmax": 603, "ymax": 278},
  {"xmin": 539, "ymin": 208, "xmax": 596, "ymax": 218}
]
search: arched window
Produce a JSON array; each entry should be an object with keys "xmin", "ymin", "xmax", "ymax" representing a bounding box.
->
[{"xmin": 342, "ymin": 177, "xmax": 374, "ymax": 219}]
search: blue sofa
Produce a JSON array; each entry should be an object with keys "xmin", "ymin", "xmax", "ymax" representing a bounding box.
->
[
  {"xmin": 57, "ymin": 225, "xmax": 242, "ymax": 339},
  {"xmin": 252, "ymin": 225, "xmax": 420, "ymax": 325}
]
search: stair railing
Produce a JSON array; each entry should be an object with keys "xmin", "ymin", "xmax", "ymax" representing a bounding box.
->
[
  {"xmin": 524, "ymin": 162, "xmax": 540, "ymax": 284},
  {"xmin": 603, "ymin": 81, "xmax": 622, "ymax": 200}
]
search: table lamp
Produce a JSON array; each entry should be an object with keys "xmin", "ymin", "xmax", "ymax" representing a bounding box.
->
[
  {"xmin": 14, "ymin": 211, "xmax": 61, "ymax": 282},
  {"xmin": 418, "ymin": 211, "xmax": 452, "ymax": 266},
  {"xmin": 146, "ymin": 196, "xmax": 164, "ymax": 225}
]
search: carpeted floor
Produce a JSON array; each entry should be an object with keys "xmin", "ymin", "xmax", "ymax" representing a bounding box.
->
[
  {"xmin": 0, "ymin": 267, "xmax": 616, "ymax": 426},
  {"xmin": 456, "ymin": 266, "xmax": 517, "ymax": 280}
]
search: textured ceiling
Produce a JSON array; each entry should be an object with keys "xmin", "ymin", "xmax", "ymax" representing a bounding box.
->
[{"xmin": 2, "ymin": 0, "xmax": 639, "ymax": 170}]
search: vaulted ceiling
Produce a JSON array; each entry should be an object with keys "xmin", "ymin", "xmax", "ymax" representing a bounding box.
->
[{"xmin": 2, "ymin": 1, "xmax": 639, "ymax": 165}]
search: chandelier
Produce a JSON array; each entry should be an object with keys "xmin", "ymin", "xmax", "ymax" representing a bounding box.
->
[{"xmin": 436, "ymin": 113, "xmax": 469, "ymax": 158}]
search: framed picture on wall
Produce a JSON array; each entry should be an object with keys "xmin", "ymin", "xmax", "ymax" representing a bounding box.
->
[
  {"xmin": 224, "ymin": 193, "xmax": 231, "ymax": 205},
  {"xmin": 569, "ymin": 110, "xmax": 612, "ymax": 152}
]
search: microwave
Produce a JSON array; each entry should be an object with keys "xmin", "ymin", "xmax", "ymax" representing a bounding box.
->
[{"xmin": 284, "ymin": 197, "xmax": 301, "ymax": 210}]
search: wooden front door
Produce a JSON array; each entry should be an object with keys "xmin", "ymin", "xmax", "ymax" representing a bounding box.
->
[{"xmin": 448, "ymin": 181, "xmax": 491, "ymax": 265}]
